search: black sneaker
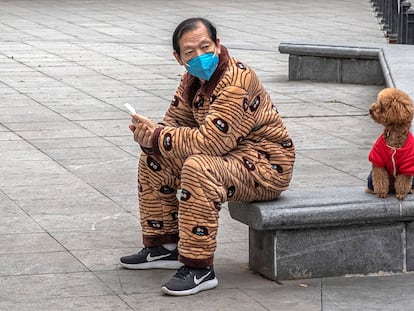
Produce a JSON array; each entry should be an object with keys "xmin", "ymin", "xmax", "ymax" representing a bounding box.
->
[
  {"xmin": 161, "ymin": 265, "xmax": 218, "ymax": 296},
  {"xmin": 119, "ymin": 246, "xmax": 182, "ymax": 270}
]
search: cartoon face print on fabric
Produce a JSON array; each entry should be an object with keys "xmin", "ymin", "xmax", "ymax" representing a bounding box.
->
[
  {"xmin": 242, "ymin": 157, "xmax": 256, "ymax": 171},
  {"xmin": 250, "ymin": 96, "xmax": 260, "ymax": 112},
  {"xmin": 147, "ymin": 156, "xmax": 162, "ymax": 171},
  {"xmin": 160, "ymin": 185, "xmax": 175, "ymax": 194},
  {"xmin": 180, "ymin": 188, "xmax": 191, "ymax": 201},
  {"xmin": 147, "ymin": 220, "xmax": 163, "ymax": 229},
  {"xmin": 163, "ymin": 133, "xmax": 173, "ymax": 151},
  {"xmin": 212, "ymin": 118, "xmax": 229, "ymax": 133},
  {"xmin": 192, "ymin": 226, "xmax": 209, "ymax": 236},
  {"xmin": 227, "ymin": 185, "xmax": 236, "ymax": 199}
]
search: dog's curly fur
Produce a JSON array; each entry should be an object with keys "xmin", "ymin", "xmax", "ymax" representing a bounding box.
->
[{"xmin": 367, "ymin": 88, "xmax": 414, "ymax": 200}]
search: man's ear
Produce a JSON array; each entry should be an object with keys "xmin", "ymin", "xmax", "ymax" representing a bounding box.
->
[
  {"xmin": 216, "ymin": 38, "xmax": 221, "ymax": 54},
  {"xmin": 173, "ymin": 51, "xmax": 184, "ymax": 66}
]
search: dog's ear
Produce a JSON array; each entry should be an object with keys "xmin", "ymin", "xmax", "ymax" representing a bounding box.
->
[
  {"xmin": 397, "ymin": 90, "xmax": 414, "ymax": 123},
  {"xmin": 406, "ymin": 101, "xmax": 414, "ymax": 121},
  {"xmin": 385, "ymin": 96, "xmax": 414, "ymax": 125}
]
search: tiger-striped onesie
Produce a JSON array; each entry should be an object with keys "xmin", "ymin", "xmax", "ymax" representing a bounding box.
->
[{"xmin": 138, "ymin": 46, "xmax": 295, "ymax": 268}]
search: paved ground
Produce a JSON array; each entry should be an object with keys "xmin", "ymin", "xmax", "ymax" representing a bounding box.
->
[{"xmin": 1, "ymin": 0, "xmax": 413, "ymax": 310}]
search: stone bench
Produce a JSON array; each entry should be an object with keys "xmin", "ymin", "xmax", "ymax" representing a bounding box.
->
[
  {"xmin": 228, "ymin": 42, "xmax": 414, "ymax": 281},
  {"xmin": 229, "ymin": 187, "xmax": 414, "ymax": 280}
]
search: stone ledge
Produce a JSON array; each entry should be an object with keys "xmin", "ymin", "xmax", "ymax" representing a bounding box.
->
[
  {"xmin": 278, "ymin": 42, "xmax": 414, "ymax": 130},
  {"xmin": 380, "ymin": 44, "xmax": 414, "ymax": 100},
  {"xmin": 278, "ymin": 43, "xmax": 381, "ymax": 59},
  {"xmin": 278, "ymin": 42, "xmax": 386, "ymax": 85},
  {"xmin": 278, "ymin": 42, "xmax": 414, "ymax": 101},
  {"xmin": 229, "ymin": 187, "xmax": 414, "ymax": 231}
]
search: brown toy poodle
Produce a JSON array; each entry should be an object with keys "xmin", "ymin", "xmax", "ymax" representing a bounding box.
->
[{"xmin": 367, "ymin": 88, "xmax": 414, "ymax": 200}]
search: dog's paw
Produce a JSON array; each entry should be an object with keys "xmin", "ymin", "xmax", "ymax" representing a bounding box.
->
[
  {"xmin": 377, "ymin": 192, "xmax": 388, "ymax": 198},
  {"xmin": 365, "ymin": 188, "xmax": 375, "ymax": 194},
  {"xmin": 396, "ymin": 193, "xmax": 407, "ymax": 200}
]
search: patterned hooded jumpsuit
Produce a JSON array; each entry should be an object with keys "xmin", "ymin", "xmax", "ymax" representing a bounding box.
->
[{"xmin": 138, "ymin": 46, "xmax": 295, "ymax": 268}]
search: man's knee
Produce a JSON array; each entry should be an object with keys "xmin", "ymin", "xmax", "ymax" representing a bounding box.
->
[{"xmin": 182, "ymin": 154, "xmax": 208, "ymax": 177}]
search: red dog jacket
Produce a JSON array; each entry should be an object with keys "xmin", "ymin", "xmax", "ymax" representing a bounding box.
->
[{"xmin": 369, "ymin": 132, "xmax": 414, "ymax": 176}]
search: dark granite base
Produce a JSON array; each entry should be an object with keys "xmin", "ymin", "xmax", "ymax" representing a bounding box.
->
[
  {"xmin": 288, "ymin": 55, "xmax": 385, "ymax": 85},
  {"xmin": 407, "ymin": 222, "xmax": 414, "ymax": 271},
  {"xmin": 249, "ymin": 223, "xmax": 406, "ymax": 281}
]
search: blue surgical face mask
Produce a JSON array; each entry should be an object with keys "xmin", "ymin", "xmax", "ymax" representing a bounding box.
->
[{"xmin": 184, "ymin": 52, "xmax": 219, "ymax": 81}]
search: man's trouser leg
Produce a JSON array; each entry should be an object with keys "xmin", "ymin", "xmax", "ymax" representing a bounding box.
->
[
  {"xmin": 138, "ymin": 154, "xmax": 182, "ymax": 246},
  {"xmin": 177, "ymin": 154, "xmax": 281, "ymax": 268}
]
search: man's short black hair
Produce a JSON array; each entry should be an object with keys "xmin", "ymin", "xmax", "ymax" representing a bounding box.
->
[{"xmin": 172, "ymin": 17, "xmax": 217, "ymax": 55}]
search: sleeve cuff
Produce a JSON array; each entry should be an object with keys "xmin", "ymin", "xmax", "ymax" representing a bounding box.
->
[
  {"xmin": 152, "ymin": 127, "xmax": 163, "ymax": 155},
  {"xmin": 140, "ymin": 146, "xmax": 154, "ymax": 154}
]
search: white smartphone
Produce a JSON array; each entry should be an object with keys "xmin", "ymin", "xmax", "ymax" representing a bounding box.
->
[{"xmin": 124, "ymin": 103, "xmax": 137, "ymax": 114}]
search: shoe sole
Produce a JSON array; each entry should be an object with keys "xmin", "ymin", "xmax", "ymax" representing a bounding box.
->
[
  {"xmin": 161, "ymin": 277, "xmax": 218, "ymax": 296},
  {"xmin": 120, "ymin": 260, "xmax": 183, "ymax": 270}
]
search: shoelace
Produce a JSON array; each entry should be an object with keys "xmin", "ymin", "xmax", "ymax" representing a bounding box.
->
[
  {"xmin": 137, "ymin": 248, "xmax": 148, "ymax": 255},
  {"xmin": 173, "ymin": 266, "xmax": 192, "ymax": 280}
]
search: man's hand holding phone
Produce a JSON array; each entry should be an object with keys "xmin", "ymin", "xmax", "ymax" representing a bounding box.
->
[{"xmin": 124, "ymin": 103, "xmax": 157, "ymax": 148}]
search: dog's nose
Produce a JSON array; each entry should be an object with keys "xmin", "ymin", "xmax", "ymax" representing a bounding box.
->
[{"xmin": 369, "ymin": 108, "xmax": 373, "ymax": 115}]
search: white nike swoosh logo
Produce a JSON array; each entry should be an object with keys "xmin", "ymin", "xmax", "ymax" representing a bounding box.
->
[
  {"xmin": 194, "ymin": 271, "xmax": 211, "ymax": 285},
  {"xmin": 146, "ymin": 253, "xmax": 171, "ymax": 262}
]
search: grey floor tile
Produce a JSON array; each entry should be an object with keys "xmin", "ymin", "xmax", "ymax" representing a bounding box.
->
[
  {"xmin": 243, "ymin": 278, "xmax": 322, "ymax": 311},
  {"xmin": 96, "ymin": 269, "xmax": 172, "ymax": 295},
  {"xmin": 15, "ymin": 193, "xmax": 127, "ymax": 215},
  {"xmin": 2, "ymin": 183, "xmax": 104, "ymax": 202},
  {"xmin": 120, "ymin": 288, "xmax": 269, "ymax": 311},
  {"xmin": 50, "ymin": 229, "xmax": 143, "ymax": 251},
  {"xmin": 30, "ymin": 210, "xmax": 138, "ymax": 232},
  {"xmin": 0, "ymin": 252, "xmax": 87, "ymax": 276},
  {"xmin": 0, "ymin": 233, "xmax": 64, "ymax": 255},
  {"xmin": 0, "ymin": 193, "xmax": 43, "ymax": 234},
  {"xmin": 0, "ymin": 296, "xmax": 132, "ymax": 311},
  {"xmin": 0, "ymin": 273, "xmax": 113, "ymax": 302},
  {"xmin": 213, "ymin": 264, "xmax": 281, "ymax": 290},
  {"xmin": 214, "ymin": 241, "xmax": 249, "ymax": 266},
  {"xmin": 322, "ymin": 274, "xmax": 414, "ymax": 311},
  {"xmin": 0, "ymin": 212, "xmax": 44, "ymax": 234},
  {"xmin": 72, "ymin": 247, "xmax": 138, "ymax": 272}
]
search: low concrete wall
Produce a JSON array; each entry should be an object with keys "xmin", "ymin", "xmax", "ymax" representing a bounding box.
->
[
  {"xmin": 278, "ymin": 42, "xmax": 414, "ymax": 125},
  {"xmin": 288, "ymin": 55, "xmax": 384, "ymax": 85},
  {"xmin": 279, "ymin": 43, "xmax": 385, "ymax": 85}
]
